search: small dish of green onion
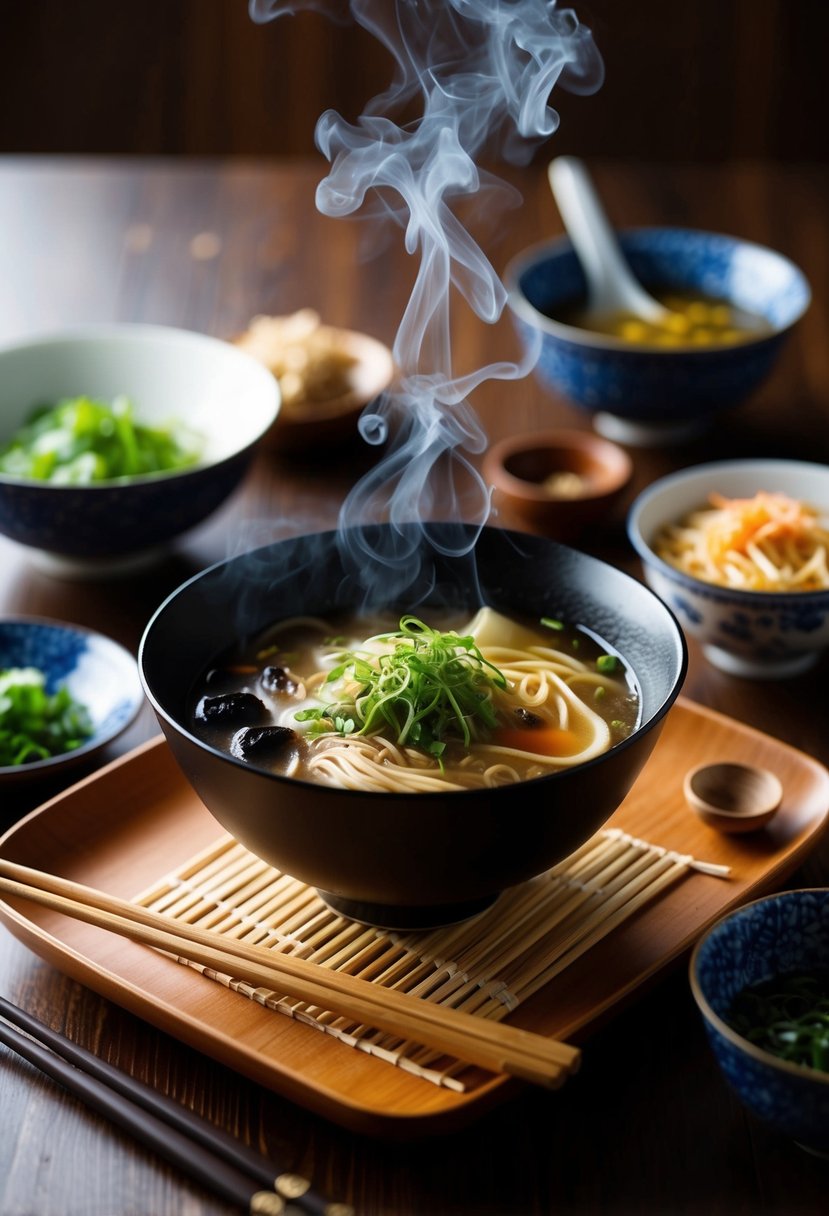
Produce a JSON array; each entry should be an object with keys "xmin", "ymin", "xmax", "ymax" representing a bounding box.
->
[
  {"xmin": 0, "ymin": 667, "xmax": 94, "ymax": 765},
  {"xmin": 690, "ymin": 888, "xmax": 829, "ymax": 1159},
  {"xmin": 0, "ymin": 617, "xmax": 144, "ymax": 786},
  {"xmin": 726, "ymin": 969, "xmax": 829, "ymax": 1073}
]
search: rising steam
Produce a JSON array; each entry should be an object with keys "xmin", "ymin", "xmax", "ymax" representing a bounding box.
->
[{"xmin": 249, "ymin": 0, "xmax": 602, "ymax": 598}]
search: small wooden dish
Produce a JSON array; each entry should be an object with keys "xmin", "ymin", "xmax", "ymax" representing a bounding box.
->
[
  {"xmin": 483, "ymin": 429, "xmax": 632, "ymax": 541},
  {"xmin": 233, "ymin": 313, "xmax": 395, "ymax": 453},
  {"xmin": 683, "ymin": 762, "xmax": 783, "ymax": 834}
]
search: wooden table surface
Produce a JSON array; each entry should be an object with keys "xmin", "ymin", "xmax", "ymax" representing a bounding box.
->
[{"xmin": 0, "ymin": 155, "xmax": 827, "ymax": 1215}]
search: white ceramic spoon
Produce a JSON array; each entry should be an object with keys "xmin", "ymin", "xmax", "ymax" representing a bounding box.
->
[{"xmin": 547, "ymin": 156, "xmax": 672, "ymax": 326}]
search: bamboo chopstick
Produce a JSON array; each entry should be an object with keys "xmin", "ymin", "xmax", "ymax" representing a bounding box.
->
[
  {"xmin": 0, "ymin": 995, "xmax": 348, "ymax": 1215},
  {"xmin": 0, "ymin": 859, "xmax": 581, "ymax": 1088}
]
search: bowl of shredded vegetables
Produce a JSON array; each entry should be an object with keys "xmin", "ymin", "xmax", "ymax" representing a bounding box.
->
[
  {"xmin": 627, "ymin": 458, "xmax": 829, "ymax": 678},
  {"xmin": 0, "ymin": 616, "xmax": 143, "ymax": 784},
  {"xmin": 690, "ymin": 888, "xmax": 829, "ymax": 1159},
  {"xmin": 0, "ymin": 323, "xmax": 280, "ymax": 573}
]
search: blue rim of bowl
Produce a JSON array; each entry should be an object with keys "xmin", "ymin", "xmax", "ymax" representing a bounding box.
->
[
  {"xmin": 503, "ymin": 227, "xmax": 812, "ymax": 354},
  {"xmin": 0, "ymin": 323, "xmax": 281, "ymax": 491},
  {"xmin": 0, "ymin": 615, "xmax": 144, "ymax": 777},
  {"xmin": 688, "ymin": 888, "xmax": 829, "ymax": 1087},
  {"xmin": 626, "ymin": 458, "xmax": 829, "ymax": 604}
]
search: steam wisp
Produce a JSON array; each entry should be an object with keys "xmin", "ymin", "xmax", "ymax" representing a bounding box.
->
[{"xmin": 249, "ymin": 0, "xmax": 603, "ymax": 600}]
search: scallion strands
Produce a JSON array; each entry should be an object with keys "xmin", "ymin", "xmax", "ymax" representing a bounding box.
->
[
  {"xmin": 295, "ymin": 616, "xmax": 508, "ymax": 758},
  {"xmin": 0, "ymin": 395, "xmax": 203, "ymax": 484},
  {"xmin": 726, "ymin": 969, "xmax": 829, "ymax": 1073},
  {"xmin": 0, "ymin": 667, "xmax": 94, "ymax": 766}
]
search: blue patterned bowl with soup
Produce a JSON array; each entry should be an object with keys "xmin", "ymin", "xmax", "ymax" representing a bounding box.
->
[
  {"xmin": 689, "ymin": 889, "xmax": 829, "ymax": 1159},
  {"xmin": 504, "ymin": 228, "xmax": 810, "ymax": 446},
  {"xmin": 627, "ymin": 458, "xmax": 829, "ymax": 679}
]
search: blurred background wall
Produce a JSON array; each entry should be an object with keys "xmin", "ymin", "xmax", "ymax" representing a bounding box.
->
[{"xmin": 0, "ymin": 0, "xmax": 826, "ymax": 162}]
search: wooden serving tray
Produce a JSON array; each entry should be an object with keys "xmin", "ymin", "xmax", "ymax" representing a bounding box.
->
[{"xmin": 1, "ymin": 695, "xmax": 828, "ymax": 1136}]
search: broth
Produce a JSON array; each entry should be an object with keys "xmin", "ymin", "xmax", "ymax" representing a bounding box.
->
[
  {"xmin": 189, "ymin": 608, "xmax": 640, "ymax": 793},
  {"xmin": 550, "ymin": 288, "xmax": 770, "ymax": 348}
]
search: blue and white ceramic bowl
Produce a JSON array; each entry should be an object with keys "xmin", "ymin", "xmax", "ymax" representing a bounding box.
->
[
  {"xmin": 0, "ymin": 617, "xmax": 144, "ymax": 784},
  {"xmin": 690, "ymin": 889, "xmax": 829, "ymax": 1159},
  {"xmin": 0, "ymin": 324, "xmax": 280, "ymax": 576},
  {"xmin": 627, "ymin": 459, "xmax": 829, "ymax": 679},
  {"xmin": 505, "ymin": 228, "xmax": 810, "ymax": 446}
]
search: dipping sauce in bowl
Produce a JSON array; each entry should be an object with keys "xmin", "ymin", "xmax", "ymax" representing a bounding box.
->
[
  {"xmin": 553, "ymin": 289, "xmax": 771, "ymax": 348},
  {"xmin": 483, "ymin": 429, "xmax": 632, "ymax": 541}
]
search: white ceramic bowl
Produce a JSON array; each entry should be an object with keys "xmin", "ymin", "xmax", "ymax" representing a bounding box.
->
[
  {"xmin": 627, "ymin": 459, "xmax": 829, "ymax": 678},
  {"xmin": 0, "ymin": 324, "xmax": 280, "ymax": 576}
]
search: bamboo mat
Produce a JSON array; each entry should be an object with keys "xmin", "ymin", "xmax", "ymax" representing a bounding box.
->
[{"xmin": 133, "ymin": 828, "xmax": 730, "ymax": 1091}]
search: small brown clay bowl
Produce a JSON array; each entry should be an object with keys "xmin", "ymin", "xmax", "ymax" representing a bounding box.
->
[
  {"xmin": 483, "ymin": 428, "xmax": 633, "ymax": 540},
  {"xmin": 683, "ymin": 761, "xmax": 783, "ymax": 834}
]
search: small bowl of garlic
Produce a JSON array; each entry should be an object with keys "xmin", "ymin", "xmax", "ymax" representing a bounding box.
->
[{"xmin": 234, "ymin": 310, "xmax": 395, "ymax": 453}]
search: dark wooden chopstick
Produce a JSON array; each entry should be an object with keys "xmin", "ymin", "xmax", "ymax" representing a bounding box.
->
[{"xmin": 0, "ymin": 995, "xmax": 352, "ymax": 1215}]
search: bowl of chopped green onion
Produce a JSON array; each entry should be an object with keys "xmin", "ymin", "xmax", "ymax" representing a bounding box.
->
[
  {"xmin": 690, "ymin": 888, "xmax": 829, "ymax": 1158},
  {"xmin": 0, "ymin": 323, "xmax": 280, "ymax": 573},
  {"xmin": 0, "ymin": 617, "xmax": 143, "ymax": 784}
]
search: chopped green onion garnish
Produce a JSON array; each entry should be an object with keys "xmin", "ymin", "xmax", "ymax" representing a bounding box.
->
[
  {"xmin": 0, "ymin": 394, "xmax": 203, "ymax": 484},
  {"xmin": 0, "ymin": 667, "xmax": 94, "ymax": 766},
  {"xmin": 295, "ymin": 616, "xmax": 507, "ymax": 755},
  {"xmin": 726, "ymin": 970, "xmax": 829, "ymax": 1073}
]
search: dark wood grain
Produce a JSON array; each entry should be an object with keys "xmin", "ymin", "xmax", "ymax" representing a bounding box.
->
[
  {"xmin": 0, "ymin": 156, "xmax": 827, "ymax": 1214},
  {"xmin": 2, "ymin": 2, "xmax": 828, "ymax": 164}
]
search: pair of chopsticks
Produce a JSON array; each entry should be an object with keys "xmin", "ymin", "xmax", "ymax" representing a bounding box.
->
[
  {"xmin": 0, "ymin": 858, "xmax": 581, "ymax": 1089},
  {"xmin": 0, "ymin": 993, "xmax": 348, "ymax": 1215}
]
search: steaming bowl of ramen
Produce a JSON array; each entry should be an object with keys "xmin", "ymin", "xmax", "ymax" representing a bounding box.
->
[
  {"xmin": 139, "ymin": 523, "xmax": 687, "ymax": 930},
  {"xmin": 505, "ymin": 228, "xmax": 810, "ymax": 446},
  {"xmin": 627, "ymin": 458, "xmax": 829, "ymax": 678},
  {"xmin": 0, "ymin": 323, "xmax": 280, "ymax": 576}
]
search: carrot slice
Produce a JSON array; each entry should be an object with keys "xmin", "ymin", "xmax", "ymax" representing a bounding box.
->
[{"xmin": 494, "ymin": 726, "xmax": 581, "ymax": 756}]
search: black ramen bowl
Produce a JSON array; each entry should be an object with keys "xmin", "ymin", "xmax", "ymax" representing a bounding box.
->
[{"xmin": 139, "ymin": 524, "xmax": 687, "ymax": 929}]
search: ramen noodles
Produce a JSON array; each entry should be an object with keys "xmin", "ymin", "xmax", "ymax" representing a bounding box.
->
[
  {"xmin": 653, "ymin": 490, "xmax": 829, "ymax": 591},
  {"xmin": 190, "ymin": 607, "xmax": 640, "ymax": 793}
]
